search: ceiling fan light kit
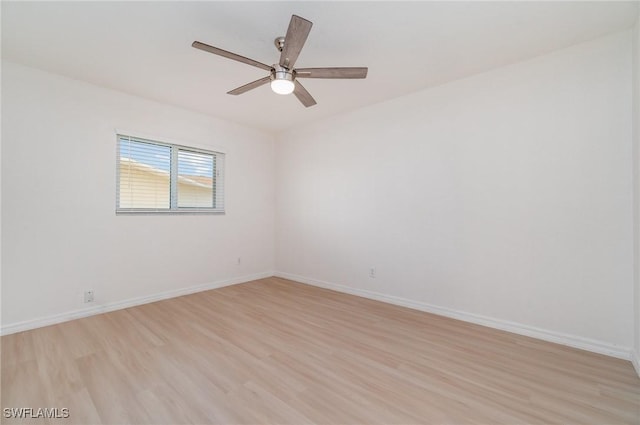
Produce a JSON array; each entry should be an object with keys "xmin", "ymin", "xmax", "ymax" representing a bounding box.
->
[
  {"xmin": 270, "ymin": 65, "xmax": 295, "ymax": 95},
  {"xmin": 192, "ymin": 14, "xmax": 368, "ymax": 107}
]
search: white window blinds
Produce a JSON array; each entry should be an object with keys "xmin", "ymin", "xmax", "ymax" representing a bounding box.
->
[
  {"xmin": 177, "ymin": 149, "xmax": 214, "ymax": 208},
  {"xmin": 117, "ymin": 135, "xmax": 225, "ymax": 213},
  {"xmin": 118, "ymin": 138, "xmax": 171, "ymax": 209}
]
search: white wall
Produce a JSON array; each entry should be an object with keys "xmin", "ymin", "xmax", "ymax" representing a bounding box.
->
[
  {"xmin": 1, "ymin": 61, "xmax": 275, "ymax": 331},
  {"xmin": 633, "ymin": 12, "xmax": 640, "ymax": 371},
  {"xmin": 276, "ymin": 31, "xmax": 634, "ymax": 357}
]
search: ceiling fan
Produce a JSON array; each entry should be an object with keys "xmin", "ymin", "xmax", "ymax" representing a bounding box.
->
[{"xmin": 192, "ymin": 15, "xmax": 368, "ymax": 107}]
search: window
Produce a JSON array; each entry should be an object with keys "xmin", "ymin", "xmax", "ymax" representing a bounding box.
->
[{"xmin": 117, "ymin": 134, "xmax": 224, "ymax": 213}]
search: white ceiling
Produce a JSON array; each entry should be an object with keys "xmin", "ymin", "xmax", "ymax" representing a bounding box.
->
[{"xmin": 2, "ymin": 1, "xmax": 638, "ymax": 133}]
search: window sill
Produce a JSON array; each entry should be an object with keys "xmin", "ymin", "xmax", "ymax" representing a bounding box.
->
[{"xmin": 116, "ymin": 209, "xmax": 225, "ymax": 215}]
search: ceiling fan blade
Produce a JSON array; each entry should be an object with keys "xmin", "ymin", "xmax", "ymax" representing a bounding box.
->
[
  {"xmin": 192, "ymin": 41, "xmax": 272, "ymax": 71},
  {"xmin": 295, "ymin": 67, "xmax": 368, "ymax": 79},
  {"xmin": 279, "ymin": 15, "xmax": 313, "ymax": 69},
  {"xmin": 227, "ymin": 76, "xmax": 271, "ymax": 95},
  {"xmin": 293, "ymin": 81, "xmax": 317, "ymax": 108}
]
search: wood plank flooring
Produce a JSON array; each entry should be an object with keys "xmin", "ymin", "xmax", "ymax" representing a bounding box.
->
[{"xmin": 2, "ymin": 277, "xmax": 639, "ymax": 424}]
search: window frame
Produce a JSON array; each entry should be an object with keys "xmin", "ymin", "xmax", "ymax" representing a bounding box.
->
[{"xmin": 116, "ymin": 133, "xmax": 225, "ymax": 215}]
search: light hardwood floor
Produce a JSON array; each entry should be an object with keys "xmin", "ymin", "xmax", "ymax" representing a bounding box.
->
[{"xmin": 2, "ymin": 277, "xmax": 639, "ymax": 424}]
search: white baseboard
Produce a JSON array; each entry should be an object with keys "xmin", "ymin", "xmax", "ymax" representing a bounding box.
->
[
  {"xmin": 632, "ymin": 351, "xmax": 640, "ymax": 378},
  {"xmin": 1, "ymin": 271, "xmax": 274, "ymax": 336},
  {"xmin": 7, "ymin": 270, "xmax": 633, "ymax": 364},
  {"xmin": 275, "ymin": 271, "xmax": 632, "ymax": 361}
]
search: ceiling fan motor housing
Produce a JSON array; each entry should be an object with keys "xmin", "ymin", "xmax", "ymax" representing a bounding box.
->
[{"xmin": 272, "ymin": 64, "xmax": 293, "ymax": 81}]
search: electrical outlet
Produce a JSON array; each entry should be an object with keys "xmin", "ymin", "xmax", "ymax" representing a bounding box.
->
[
  {"xmin": 84, "ymin": 290, "xmax": 94, "ymax": 303},
  {"xmin": 369, "ymin": 267, "xmax": 376, "ymax": 278}
]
